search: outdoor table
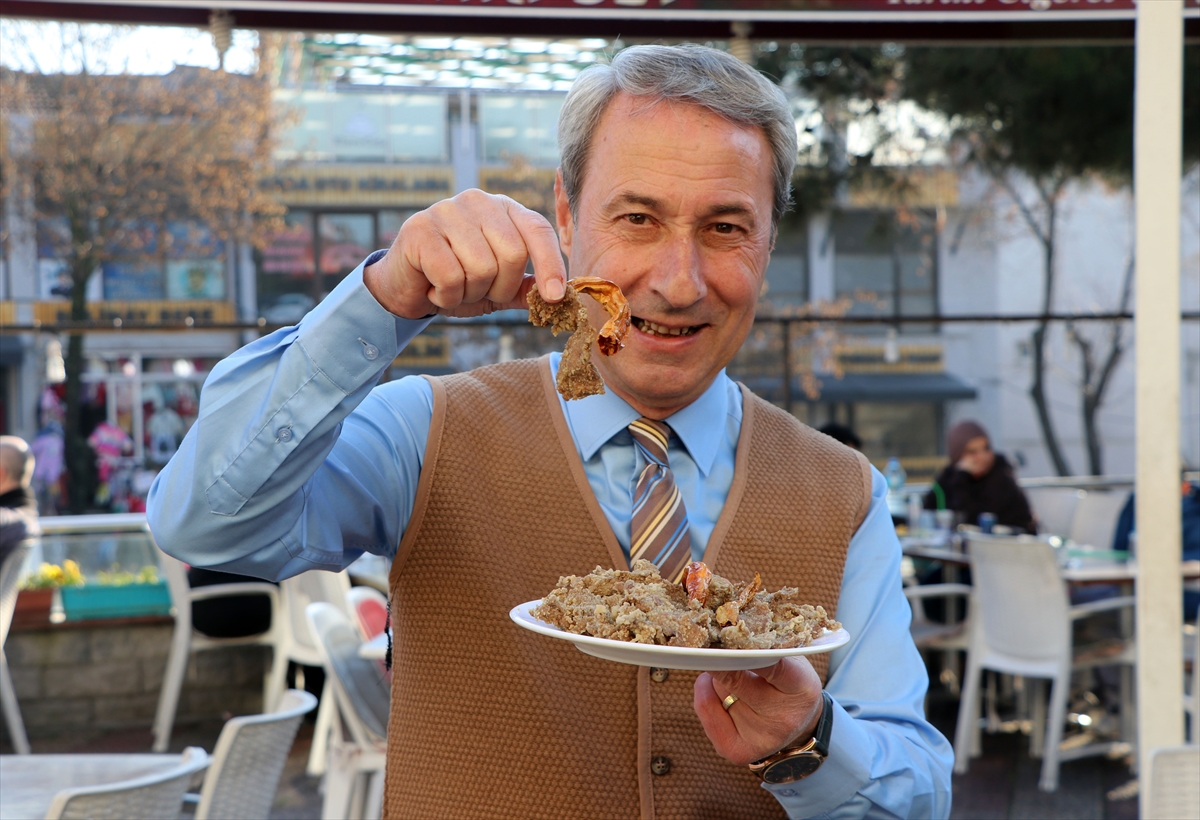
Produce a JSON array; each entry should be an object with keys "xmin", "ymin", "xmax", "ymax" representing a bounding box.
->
[
  {"xmin": 0, "ymin": 753, "xmax": 189, "ymax": 820},
  {"xmin": 347, "ymin": 553, "xmax": 389, "ymax": 594}
]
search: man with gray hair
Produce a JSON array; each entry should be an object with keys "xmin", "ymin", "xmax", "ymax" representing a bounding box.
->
[
  {"xmin": 0, "ymin": 436, "xmax": 40, "ymax": 567},
  {"xmin": 151, "ymin": 44, "xmax": 951, "ymax": 818}
]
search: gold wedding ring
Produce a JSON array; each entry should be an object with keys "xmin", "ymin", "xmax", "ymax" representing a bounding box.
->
[{"xmin": 721, "ymin": 694, "xmax": 739, "ymax": 711}]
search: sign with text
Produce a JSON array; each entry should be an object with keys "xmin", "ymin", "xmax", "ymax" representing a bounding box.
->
[
  {"xmin": 34, "ymin": 300, "xmax": 236, "ymax": 326},
  {"xmin": 262, "ymin": 165, "xmax": 454, "ymax": 208}
]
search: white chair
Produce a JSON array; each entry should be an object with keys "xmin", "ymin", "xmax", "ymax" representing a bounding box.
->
[
  {"xmin": 278, "ymin": 570, "xmax": 352, "ymax": 776},
  {"xmin": 152, "ymin": 550, "xmax": 287, "ymax": 752},
  {"xmin": 0, "ymin": 539, "xmax": 33, "ymax": 754},
  {"xmin": 190, "ymin": 688, "xmax": 318, "ymax": 820},
  {"xmin": 44, "ymin": 746, "xmax": 210, "ymax": 820},
  {"xmin": 306, "ymin": 602, "xmax": 389, "ymax": 820},
  {"xmin": 954, "ymin": 531, "xmax": 1136, "ymax": 792},
  {"xmin": 903, "ymin": 582, "xmax": 973, "ymax": 695},
  {"xmin": 1067, "ymin": 490, "xmax": 1130, "ymax": 549},
  {"xmin": 1185, "ymin": 613, "xmax": 1198, "ymax": 743},
  {"xmin": 1025, "ymin": 487, "xmax": 1086, "ymax": 537},
  {"xmin": 345, "ymin": 586, "xmax": 390, "ymax": 641},
  {"xmin": 1146, "ymin": 745, "xmax": 1199, "ymax": 820}
]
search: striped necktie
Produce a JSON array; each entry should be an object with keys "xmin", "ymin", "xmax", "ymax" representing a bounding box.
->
[{"xmin": 628, "ymin": 418, "xmax": 692, "ymax": 583}]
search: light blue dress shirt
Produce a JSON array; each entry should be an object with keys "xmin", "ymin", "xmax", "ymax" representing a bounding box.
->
[{"xmin": 149, "ymin": 255, "xmax": 953, "ymax": 820}]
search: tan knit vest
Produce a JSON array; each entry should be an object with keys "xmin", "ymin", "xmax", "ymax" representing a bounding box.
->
[{"xmin": 385, "ymin": 357, "xmax": 872, "ymax": 820}]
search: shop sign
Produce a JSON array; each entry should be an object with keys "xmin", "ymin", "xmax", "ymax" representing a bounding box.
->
[
  {"xmin": 34, "ymin": 300, "xmax": 236, "ymax": 326},
  {"xmin": 262, "ymin": 165, "xmax": 454, "ymax": 207},
  {"xmin": 480, "ymin": 168, "xmax": 558, "ymax": 216},
  {"xmin": 847, "ymin": 168, "xmax": 959, "ymax": 209}
]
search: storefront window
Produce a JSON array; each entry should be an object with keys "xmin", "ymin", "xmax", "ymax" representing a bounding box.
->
[
  {"xmin": 834, "ymin": 209, "xmax": 938, "ymax": 333},
  {"xmin": 480, "ymin": 94, "xmax": 565, "ymax": 165},
  {"xmin": 276, "ymin": 90, "xmax": 448, "ymax": 163},
  {"xmin": 379, "ymin": 210, "xmax": 419, "ymax": 248},
  {"xmin": 318, "ymin": 212, "xmax": 374, "ymax": 294},
  {"xmin": 164, "ymin": 221, "xmax": 226, "ymax": 300}
]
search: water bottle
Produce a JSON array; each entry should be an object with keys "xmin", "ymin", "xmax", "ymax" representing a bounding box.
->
[
  {"xmin": 907, "ymin": 493, "xmax": 924, "ymax": 531},
  {"xmin": 885, "ymin": 458, "xmax": 907, "ymax": 520},
  {"xmin": 885, "ymin": 458, "xmax": 907, "ymax": 492}
]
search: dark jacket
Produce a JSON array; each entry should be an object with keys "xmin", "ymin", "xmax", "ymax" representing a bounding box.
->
[
  {"xmin": 924, "ymin": 453, "xmax": 1036, "ymax": 534},
  {"xmin": 0, "ymin": 486, "xmax": 40, "ymax": 568}
]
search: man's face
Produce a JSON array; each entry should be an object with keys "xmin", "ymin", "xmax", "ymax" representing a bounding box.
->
[{"xmin": 555, "ymin": 93, "xmax": 775, "ymax": 419}]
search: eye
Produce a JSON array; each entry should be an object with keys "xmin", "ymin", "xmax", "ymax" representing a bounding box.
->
[
  {"xmin": 713, "ymin": 222, "xmax": 738, "ymax": 234},
  {"xmin": 625, "ymin": 213, "xmax": 648, "ymax": 225}
]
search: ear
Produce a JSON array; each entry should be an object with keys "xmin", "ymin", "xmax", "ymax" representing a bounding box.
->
[{"xmin": 554, "ymin": 168, "xmax": 574, "ymax": 260}]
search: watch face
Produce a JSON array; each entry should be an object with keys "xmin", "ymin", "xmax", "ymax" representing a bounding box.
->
[{"xmin": 762, "ymin": 753, "xmax": 824, "ymax": 784}]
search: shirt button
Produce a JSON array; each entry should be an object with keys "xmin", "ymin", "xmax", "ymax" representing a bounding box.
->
[
  {"xmin": 650, "ymin": 756, "xmax": 671, "ymax": 776},
  {"xmin": 276, "ymin": 427, "xmax": 293, "ymax": 442},
  {"xmin": 650, "ymin": 668, "xmax": 669, "ymax": 683},
  {"xmin": 358, "ymin": 337, "xmax": 380, "ymax": 360}
]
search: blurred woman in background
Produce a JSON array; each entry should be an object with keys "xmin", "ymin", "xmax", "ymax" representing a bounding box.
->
[{"xmin": 925, "ymin": 420, "xmax": 1036, "ymax": 534}]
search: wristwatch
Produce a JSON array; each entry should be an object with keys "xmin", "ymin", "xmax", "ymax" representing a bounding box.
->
[{"xmin": 747, "ymin": 690, "xmax": 834, "ymax": 785}]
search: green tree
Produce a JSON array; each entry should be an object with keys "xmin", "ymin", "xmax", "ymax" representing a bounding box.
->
[
  {"xmin": 1, "ymin": 50, "xmax": 283, "ymax": 512},
  {"xmin": 904, "ymin": 45, "xmax": 1200, "ymax": 475}
]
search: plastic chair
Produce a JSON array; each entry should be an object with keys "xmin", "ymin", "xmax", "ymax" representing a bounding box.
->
[
  {"xmin": 1067, "ymin": 490, "xmax": 1130, "ymax": 549},
  {"xmin": 1025, "ymin": 487, "xmax": 1086, "ymax": 537},
  {"xmin": 1146, "ymin": 745, "xmax": 1199, "ymax": 820},
  {"xmin": 305, "ymin": 602, "xmax": 389, "ymax": 820},
  {"xmin": 904, "ymin": 582, "xmax": 973, "ymax": 651},
  {"xmin": 44, "ymin": 746, "xmax": 210, "ymax": 820},
  {"xmin": 954, "ymin": 531, "xmax": 1136, "ymax": 792},
  {"xmin": 190, "ymin": 688, "xmax": 318, "ymax": 820},
  {"xmin": 152, "ymin": 549, "xmax": 287, "ymax": 752},
  {"xmin": 278, "ymin": 570, "xmax": 352, "ymax": 776},
  {"xmin": 1185, "ymin": 611, "xmax": 1198, "ymax": 743},
  {"xmin": 345, "ymin": 586, "xmax": 389, "ymax": 641},
  {"xmin": 0, "ymin": 539, "xmax": 33, "ymax": 754}
]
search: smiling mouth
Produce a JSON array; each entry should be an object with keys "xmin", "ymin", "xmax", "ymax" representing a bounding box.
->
[{"xmin": 632, "ymin": 317, "xmax": 701, "ymax": 338}]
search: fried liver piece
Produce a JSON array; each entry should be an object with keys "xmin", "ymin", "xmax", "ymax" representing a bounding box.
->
[
  {"xmin": 527, "ymin": 277, "xmax": 630, "ymax": 400},
  {"xmin": 531, "ymin": 560, "xmax": 840, "ymax": 650}
]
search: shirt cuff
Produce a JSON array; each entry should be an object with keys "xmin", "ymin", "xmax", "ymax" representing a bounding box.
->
[
  {"xmin": 296, "ymin": 251, "xmax": 433, "ymax": 394},
  {"xmin": 762, "ymin": 698, "xmax": 873, "ymax": 818}
]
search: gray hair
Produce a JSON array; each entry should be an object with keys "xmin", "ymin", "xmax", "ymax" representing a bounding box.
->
[
  {"xmin": 0, "ymin": 435, "xmax": 34, "ymax": 488},
  {"xmin": 558, "ymin": 44, "xmax": 797, "ymax": 230}
]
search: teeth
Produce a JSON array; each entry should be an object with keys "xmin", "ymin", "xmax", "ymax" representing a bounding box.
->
[{"xmin": 634, "ymin": 318, "xmax": 697, "ymax": 337}]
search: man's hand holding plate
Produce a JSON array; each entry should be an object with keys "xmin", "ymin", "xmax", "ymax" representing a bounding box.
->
[{"xmin": 693, "ymin": 657, "xmax": 825, "ymax": 766}]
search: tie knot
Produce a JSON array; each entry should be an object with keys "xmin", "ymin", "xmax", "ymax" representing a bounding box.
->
[{"xmin": 629, "ymin": 418, "xmax": 671, "ymax": 464}]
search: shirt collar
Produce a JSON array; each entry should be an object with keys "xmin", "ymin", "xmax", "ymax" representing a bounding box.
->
[{"xmin": 552, "ymin": 353, "xmax": 730, "ymax": 477}]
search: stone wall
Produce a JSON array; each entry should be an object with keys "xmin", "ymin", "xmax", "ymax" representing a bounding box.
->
[{"xmin": 2, "ymin": 619, "xmax": 267, "ymax": 742}]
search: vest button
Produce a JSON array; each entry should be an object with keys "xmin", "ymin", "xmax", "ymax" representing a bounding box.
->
[
  {"xmin": 650, "ymin": 668, "xmax": 669, "ymax": 683},
  {"xmin": 650, "ymin": 756, "xmax": 671, "ymax": 776}
]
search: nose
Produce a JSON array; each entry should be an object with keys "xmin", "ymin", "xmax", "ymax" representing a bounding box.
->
[{"xmin": 647, "ymin": 234, "xmax": 706, "ymax": 309}]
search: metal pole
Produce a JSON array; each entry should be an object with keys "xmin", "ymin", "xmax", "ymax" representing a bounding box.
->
[{"xmin": 1134, "ymin": 0, "xmax": 1184, "ymax": 805}]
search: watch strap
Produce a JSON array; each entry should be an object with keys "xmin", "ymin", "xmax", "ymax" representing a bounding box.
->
[
  {"xmin": 748, "ymin": 690, "xmax": 834, "ymax": 777},
  {"xmin": 812, "ymin": 689, "xmax": 834, "ymax": 756}
]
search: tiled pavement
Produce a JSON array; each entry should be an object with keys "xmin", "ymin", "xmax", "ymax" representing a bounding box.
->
[{"xmin": 2, "ymin": 685, "xmax": 1142, "ymax": 819}]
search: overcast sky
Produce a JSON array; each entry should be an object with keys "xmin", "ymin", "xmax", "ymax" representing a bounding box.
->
[{"xmin": 0, "ymin": 19, "xmax": 258, "ymax": 75}]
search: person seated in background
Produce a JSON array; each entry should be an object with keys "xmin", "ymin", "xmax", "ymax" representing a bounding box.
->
[
  {"xmin": 818, "ymin": 422, "xmax": 862, "ymax": 451},
  {"xmin": 0, "ymin": 436, "xmax": 40, "ymax": 568},
  {"xmin": 924, "ymin": 420, "xmax": 1036, "ymax": 534},
  {"xmin": 1111, "ymin": 480, "xmax": 1200, "ymax": 619}
]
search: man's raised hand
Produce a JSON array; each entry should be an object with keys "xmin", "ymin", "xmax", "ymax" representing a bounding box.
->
[{"xmin": 364, "ymin": 189, "xmax": 567, "ymax": 320}]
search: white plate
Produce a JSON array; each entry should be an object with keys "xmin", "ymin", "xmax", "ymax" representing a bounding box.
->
[{"xmin": 509, "ymin": 600, "xmax": 851, "ymax": 671}]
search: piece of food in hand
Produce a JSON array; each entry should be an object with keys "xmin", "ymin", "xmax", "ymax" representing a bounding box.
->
[
  {"xmin": 528, "ymin": 276, "xmax": 631, "ymax": 400},
  {"xmin": 531, "ymin": 560, "xmax": 840, "ymax": 650}
]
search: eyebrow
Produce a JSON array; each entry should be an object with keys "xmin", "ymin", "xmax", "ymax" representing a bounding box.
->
[{"xmin": 610, "ymin": 191, "xmax": 759, "ymax": 229}]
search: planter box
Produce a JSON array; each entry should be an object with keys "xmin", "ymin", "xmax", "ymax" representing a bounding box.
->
[
  {"xmin": 12, "ymin": 588, "xmax": 55, "ymax": 629},
  {"xmin": 61, "ymin": 582, "xmax": 172, "ymax": 621}
]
